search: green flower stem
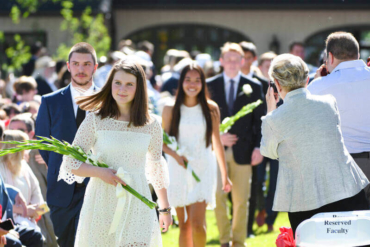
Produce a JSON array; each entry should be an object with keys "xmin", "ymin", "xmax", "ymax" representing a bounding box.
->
[
  {"xmin": 219, "ymin": 99, "xmax": 263, "ymax": 133},
  {"xmin": 0, "ymin": 136, "xmax": 157, "ymax": 209},
  {"xmin": 162, "ymin": 130, "xmax": 201, "ymax": 182}
]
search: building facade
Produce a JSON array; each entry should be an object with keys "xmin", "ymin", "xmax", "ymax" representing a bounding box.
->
[{"xmin": 1, "ymin": 1, "xmax": 370, "ymax": 70}]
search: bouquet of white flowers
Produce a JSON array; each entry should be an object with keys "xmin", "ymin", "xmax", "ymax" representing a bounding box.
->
[{"xmin": 162, "ymin": 130, "xmax": 201, "ymax": 182}]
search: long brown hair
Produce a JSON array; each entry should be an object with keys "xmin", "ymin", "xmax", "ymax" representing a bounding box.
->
[
  {"xmin": 1, "ymin": 130, "xmax": 29, "ymax": 176},
  {"xmin": 77, "ymin": 59, "xmax": 149, "ymax": 126},
  {"xmin": 169, "ymin": 62, "xmax": 213, "ymax": 147}
]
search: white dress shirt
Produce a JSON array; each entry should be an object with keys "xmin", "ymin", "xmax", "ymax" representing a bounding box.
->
[
  {"xmin": 308, "ymin": 60, "xmax": 370, "ymax": 154},
  {"xmin": 223, "ymin": 72, "xmax": 241, "ymax": 103},
  {"xmin": 70, "ymin": 83, "xmax": 96, "ymax": 117}
]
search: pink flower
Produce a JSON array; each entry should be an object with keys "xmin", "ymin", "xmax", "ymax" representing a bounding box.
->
[{"xmin": 276, "ymin": 227, "xmax": 296, "ymax": 247}]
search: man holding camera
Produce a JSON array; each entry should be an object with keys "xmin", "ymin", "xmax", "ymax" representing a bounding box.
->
[{"xmin": 308, "ymin": 31, "xmax": 370, "ymax": 206}]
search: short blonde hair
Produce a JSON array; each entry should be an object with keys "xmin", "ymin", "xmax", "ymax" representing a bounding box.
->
[
  {"xmin": 220, "ymin": 42, "xmax": 244, "ymax": 58},
  {"xmin": 258, "ymin": 52, "xmax": 277, "ymax": 66},
  {"xmin": 269, "ymin": 54, "xmax": 308, "ymax": 91}
]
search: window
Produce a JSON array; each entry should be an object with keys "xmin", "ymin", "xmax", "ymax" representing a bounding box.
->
[
  {"xmin": 125, "ymin": 24, "xmax": 250, "ymax": 71},
  {"xmin": 305, "ymin": 26, "xmax": 370, "ymax": 66}
]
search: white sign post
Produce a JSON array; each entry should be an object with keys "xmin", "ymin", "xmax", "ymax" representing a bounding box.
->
[{"xmin": 295, "ymin": 216, "xmax": 370, "ymax": 247}]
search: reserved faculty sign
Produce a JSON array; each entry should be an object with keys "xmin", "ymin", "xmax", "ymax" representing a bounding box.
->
[{"xmin": 295, "ymin": 212, "xmax": 370, "ymax": 246}]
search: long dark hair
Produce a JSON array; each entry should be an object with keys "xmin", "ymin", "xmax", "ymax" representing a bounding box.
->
[
  {"xmin": 77, "ymin": 59, "xmax": 149, "ymax": 127},
  {"xmin": 169, "ymin": 62, "xmax": 213, "ymax": 147}
]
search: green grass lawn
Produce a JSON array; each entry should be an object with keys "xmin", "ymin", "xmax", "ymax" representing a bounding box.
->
[{"xmin": 162, "ymin": 210, "xmax": 290, "ymax": 247}]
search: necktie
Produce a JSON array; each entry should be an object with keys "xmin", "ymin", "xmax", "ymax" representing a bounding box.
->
[
  {"xmin": 76, "ymin": 106, "xmax": 86, "ymax": 129},
  {"xmin": 228, "ymin": 79, "xmax": 235, "ymax": 115}
]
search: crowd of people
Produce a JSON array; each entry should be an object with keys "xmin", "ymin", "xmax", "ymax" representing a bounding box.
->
[{"xmin": 0, "ymin": 30, "xmax": 369, "ymax": 247}]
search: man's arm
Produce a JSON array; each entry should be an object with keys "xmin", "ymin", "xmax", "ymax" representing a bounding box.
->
[{"xmin": 35, "ymin": 96, "xmax": 51, "ymax": 165}]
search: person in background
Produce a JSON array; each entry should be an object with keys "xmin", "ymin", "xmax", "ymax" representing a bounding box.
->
[
  {"xmin": 0, "ymin": 130, "xmax": 44, "ymax": 233},
  {"xmin": 137, "ymin": 41, "xmax": 158, "ymax": 89},
  {"xmin": 163, "ymin": 62, "xmax": 232, "ymax": 246},
  {"xmin": 207, "ymin": 42, "xmax": 264, "ymax": 247},
  {"xmin": 22, "ymin": 42, "xmax": 44, "ymax": 77},
  {"xmin": 262, "ymin": 53, "xmax": 369, "ymax": 237},
  {"xmin": 161, "ymin": 57, "xmax": 193, "ymax": 96},
  {"xmin": 2, "ymin": 104, "xmax": 21, "ymax": 120},
  {"xmin": 289, "ymin": 41, "xmax": 317, "ymax": 72},
  {"xmin": 0, "ymin": 172, "xmax": 43, "ymax": 247},
  {"xmin": 309, "ymin": 31, "xmax": 370, "ymax": 207},
  {"xmin": 32, "ymin": 57, "xmax": 58, "ymax": 96},
  {"xmin": 238, "ymin": 41, "xmax": 271, "ymax": 237},
  {"xmin": 258, "ymin": 52, "xmax": 277, "ymax": 81},
  {"xmin": 94, "ymin": 51, "xmax": 126, "ymax": 88},
  {"xmin": 9, "ymin": 114, "xmax": 58, "ymax": 246},
  {"xmin": 54, "ymin": 61, "xmax": 71, "ymax": 89},
  {"xmin": 12, "ymin": 76, "xmax": 38, "ymax": 104},
  {"xmin": 35, "ymin": 42, "xmax": 99, "ymax": 247}
]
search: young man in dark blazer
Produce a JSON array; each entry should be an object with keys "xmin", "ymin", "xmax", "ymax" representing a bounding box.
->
[
  {"xmin": 207, "ymin": 42, "xmax": 265, "ymax": 247},
  {"xmin": 35, "ymin": 42, "xmax": 98, "ymax": 247}
]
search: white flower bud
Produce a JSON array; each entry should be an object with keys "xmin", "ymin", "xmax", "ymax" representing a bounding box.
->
[{"xmin": 242, "ymin": 84, "xmax": 253, "ymax": 95}]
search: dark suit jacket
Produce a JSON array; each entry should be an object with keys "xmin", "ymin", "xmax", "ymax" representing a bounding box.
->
[
  {"xmin": 22, "ymin": 56, "xmax": 36, "ymax": 76},
  {"xmin": 207, "ymin": 74, "xmax": 265, "ymax": 164},
  {"xmin": 35, "ymin": 85, "xmax": 88, "ymax": 208},
  {"xmin": 0, "ymin": 174, "xmax": 18, "ymax": 221},
  {"xmin": 252, "ymin": 73, "xmax": 269, "ymax": 95},
  {"xmin": 36, "ymin": 77, "xmax": 54, "ymax": 96}
]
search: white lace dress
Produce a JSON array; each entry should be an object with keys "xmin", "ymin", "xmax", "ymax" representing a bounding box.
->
[
  {"xmin": 58, "ymin": 113, "xmax": 169, "ymax": 247},
  {"xmin": 166, "ymin": 104, "xmax": 217, "ymax": 208}
]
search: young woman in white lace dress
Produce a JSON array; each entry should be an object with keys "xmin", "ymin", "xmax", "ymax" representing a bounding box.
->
[
  {"xmin": 162, "ymin": 62, "xmax": 232, "ymax": 247},
  {"xmin": 58, "ymin": 59, "xmax": 172, "ymax": 247}
]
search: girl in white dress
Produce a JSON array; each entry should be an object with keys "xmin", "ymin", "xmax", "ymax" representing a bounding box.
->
[
  {"xmin": 58, "ymin": 59, "xmax": 172, "ymax": 247},
  {"xmin": 162, "ymin": 62, "xmax": 232, "ymax": 247}
]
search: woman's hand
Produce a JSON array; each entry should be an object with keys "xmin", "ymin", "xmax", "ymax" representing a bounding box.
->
[
  {"xmin": 0, "ymin": 234, "xmax": 7, "ymax": 247},
  {"xmin": 174, "ymin": 154, "xmax": 188, "ymax": 169},
  {"xmin": 222, "ymin": 177, "xmax": 232, "ymax": 193},
  {"xmin": 159, "ymin": 213, "xmax": 172, "ymax": 233},
  {"xmin": 0, "ymin": 225, "xmax": 9, "ymax": 237},
  {"xmin": 97, "ymin": 168, "xmax": 127, "ymax": 186},
  {"xmin": 27, "ymin": 204, "xmax": 44, "ymax": 219},
  {"xmin": 266, "ymin": 86, "xmax": 278, "ymax": 113},
  {"xmin": 14, "ymin": 192, "xmax": 27, "ymax": 217}
]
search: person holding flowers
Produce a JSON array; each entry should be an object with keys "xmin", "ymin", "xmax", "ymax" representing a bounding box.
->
[
  {"xmin": 57, "ymin": 58, "xmax": 171, "ymax": 246},
  {"xmin": 162, "ymin": 62, "xmax": 232, "ymax": 247},
  {"xmin": 206, "ymin": 42, "xmax": 265, "ymax": 247}
]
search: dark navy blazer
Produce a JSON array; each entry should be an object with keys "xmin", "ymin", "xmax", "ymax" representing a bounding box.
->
[
  {"xmin": 206, "ymin": 74, "xmax": 265, "ymax": 165},
  {"xmin": 35, "ymin": 85, "xmax": 89, "ymax": 208},
  {"xmin": 0, "ymin": 174, "xmax": 18, "ymax": 221}
]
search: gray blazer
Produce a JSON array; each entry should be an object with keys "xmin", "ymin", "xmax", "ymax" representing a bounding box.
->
[{"xmin": 260, "ymin": 88, "xmax": 368, "ymax": 212}]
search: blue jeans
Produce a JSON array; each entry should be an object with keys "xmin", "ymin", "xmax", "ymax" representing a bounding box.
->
[{"xmin": 5, "ymin": 225, "xmax": 43, "ymax": 247}]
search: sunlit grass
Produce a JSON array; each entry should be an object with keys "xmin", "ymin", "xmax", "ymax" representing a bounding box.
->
[{"xmin": 162, "ymin": 210, "xmax": 290, "ymax": 247}]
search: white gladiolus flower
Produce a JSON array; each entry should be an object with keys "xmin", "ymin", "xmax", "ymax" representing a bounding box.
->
[{"xmin": 242, "ymin": 84, "xmax": 253, "ymax": 95}]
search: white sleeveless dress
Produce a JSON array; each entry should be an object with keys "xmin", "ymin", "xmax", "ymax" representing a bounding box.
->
[
  {"xmin": 167, "ymin": 104, "xmax": 217, "ymax": 208},
  {"xmin": 58, "ymin": 113, "xmax": 169, "ymax": 247}
]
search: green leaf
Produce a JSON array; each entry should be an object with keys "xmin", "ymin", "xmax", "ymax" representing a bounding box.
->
[{"xmin": 10, "ymin": 6, "xmax": 21, "ymax": 24}]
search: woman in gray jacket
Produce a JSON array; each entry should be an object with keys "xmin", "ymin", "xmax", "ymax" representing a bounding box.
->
[{"xmin": 261, "ymin": 54, "xmax": 369, "ymax": 237}]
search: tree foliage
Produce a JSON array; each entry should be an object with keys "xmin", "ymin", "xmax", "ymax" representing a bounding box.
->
[
  {"xmin": 2, "ymin": 0, "xmax": 111, "ymax": 74},
  {"xmin": 55, "ymin": 1, "xmax": 111, "ymax": 60}
]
